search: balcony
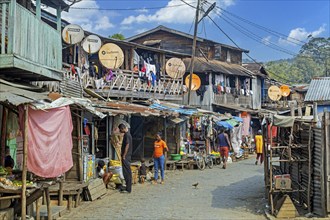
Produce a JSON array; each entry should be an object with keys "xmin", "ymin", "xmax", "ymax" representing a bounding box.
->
[
  {"xmin": 213, "ymin": 92, "xmax": 252, "ymax": 108},
  {"xmin": 83, "ymin": 70, "xmax": 183, "ymax": 101},
  {"xmin": 0, "ymin": 0, "xmax": 63, "ymax": 81}
]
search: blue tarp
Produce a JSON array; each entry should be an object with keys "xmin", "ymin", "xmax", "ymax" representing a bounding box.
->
[
  {"xmin": 149, "ymin": 103, "xmax": 197, "ymax": 115},
  {"xmin": 216, "ymin": 120, "xmax": 234, "ymax": 129},
  {"xmin": 233, "ymin": 116, "xmax": 243, "ymax": 123}
]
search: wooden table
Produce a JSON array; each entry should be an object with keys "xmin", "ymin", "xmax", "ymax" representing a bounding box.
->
[{"xmin": 0, "ymin": 183, "xmax": 51, "ymax": 220}]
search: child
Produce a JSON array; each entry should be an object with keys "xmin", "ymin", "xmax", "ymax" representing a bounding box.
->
[{"xmin": 139, "ymin": 158, "xmax": 147, "ymax": 184}]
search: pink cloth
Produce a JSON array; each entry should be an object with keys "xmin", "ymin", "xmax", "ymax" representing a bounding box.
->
[{"xmin": 20, "ymin": 106, "xmax": 73, "ymax": 178}]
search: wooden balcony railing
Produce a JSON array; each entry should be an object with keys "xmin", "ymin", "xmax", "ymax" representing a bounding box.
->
[
  {"xmin": 83, "ymin": 70, "xmax": 183, "ymax": 99},
  {"xmin": 0, "ymin": 0, "xmax": 62, "ymax": 71},
  {"xmin": 214, "ymin": 92, "xmax": 252, "ymax": 107}
]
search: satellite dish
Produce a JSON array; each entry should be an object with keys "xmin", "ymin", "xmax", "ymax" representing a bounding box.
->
[
  {"xmin": 98, "ymin": 43, "xmax": 124, "ymax": 69},
  {"xmin": 81, "ymin": 35, "xmax": 102, "ymax": 54},
  {"xmin": 185, "ymin": 74, "xmax": 201, "ymax": 91},
  {"xmin": 268, "ymin": 85, "xmax": 282, "ymax": 101},
  {"xmin": 280, "ymin": 85, "xmax": 291, "ymax": 97},
  {"xmin": 62, "ymin": 24, "xmax": 84, "ymax": 45},
  {"xmin": 165, "ymin": 58, "xmax": 186, "ymax": 79}
]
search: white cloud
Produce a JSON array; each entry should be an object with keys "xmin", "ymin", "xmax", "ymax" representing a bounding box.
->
[
  {"xmin": 121, "ymin": 0, "xmax": 235, "ymax": 25},
  {"xmin": 42, "ymin": 0, "xmax": 115, "ymax": 33},
  {"xmin": 262, "ymin": 36, "xmax": 272, "ymax": 45},
  {"xmin": 135, "ymin": 8, "xmax": 149, "ymax": 13},
  {"xmin": 95, "ymin": 16, "xmax": 115, "ymax": 31},
  {"xmin": 279, "ymin": 24, "xmax": 326, "ymax": 46}
]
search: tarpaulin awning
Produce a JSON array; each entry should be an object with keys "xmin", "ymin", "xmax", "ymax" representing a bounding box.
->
[
  {"xmin": 149, "ymin": 103, "xmax": 197, "ymax": 115},
  {"xmin": 32, "ymin": 97, "xmax": 106, "ymax": 119},
  {"xmin": 216, "ymin": 120, "xmax": 233, "ymax": 129},
  {"xmin": 233, "ymin": 116, "xmax": 243, "ymax": 123},
  {"xmin": 226, "ymin": 119, "xmax": 239, "ymax": 127},
  {"xmin": 273, "ymin": 115, "xmax": 295, "ymax": 127}
]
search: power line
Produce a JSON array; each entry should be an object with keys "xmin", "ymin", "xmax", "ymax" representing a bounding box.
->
[
  {"xmin": 204, "ymin": 1, "xmax": 307, "ymax": 46},
  {"xmin": 70, "ymin": 3, "xmax": 193, "ymax": 11}
]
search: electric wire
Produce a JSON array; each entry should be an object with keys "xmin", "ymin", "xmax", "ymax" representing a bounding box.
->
[{"xmin": 70, "ymin": 2, "xmax": 194, "ymax": 11}]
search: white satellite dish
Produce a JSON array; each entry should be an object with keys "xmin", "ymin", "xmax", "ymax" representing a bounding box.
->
[
  {"xmin": 81, "ymin": 35, "xmax": 102, "ymax": 54},
  {"xmin": 62, "ymin": 24, "xmax": 84, "ymax": 45},
  {"xmin": 98, "ymin": 43, "xmax": 124, "ymax": 69},
  {"xmin": 165, "ymin": 58, "xmax": 186, "ymax": 79}
]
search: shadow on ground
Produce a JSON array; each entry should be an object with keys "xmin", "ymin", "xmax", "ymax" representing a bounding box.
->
[{"xmin": 211, "ymin": 174, "xmax": 266, "ymax": 215}]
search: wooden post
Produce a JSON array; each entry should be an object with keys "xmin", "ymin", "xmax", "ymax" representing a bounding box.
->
[
  {"xmin": 35, "ymin": 198, "xmax": 40, "ymax": 220},
  {"xmin": 307, "ymin": 124, "xmax": 312, "ymax": 213},
  {"xmin": 56, "ymin": 6, "xmax": 61, "ymax": 33},
  {"xmin": 290, "ymin": 102, "xmax": 295, "ymax": 117},
  {"xmin": 21, "ymin": 105, "xmax": 28, "ymax": 220},
  {"xmin": 36, "ymin": 0, "xmax": 41, "ymax": 19},
  {"xmin": 269, "ymin": 122, "xmax": 274, "ymax": 215},
  {"xmin": 0, "ymin": 107, "xmax": 7, "ymax": 166},
  {"xmin": 313, "ymin": 102, "xmax": 318, "ymax": 122},
  {"xmin": 324, "ymin": 110, "xmax": 330, "ymax": 213},
  {"xmin": 77, "ymin": 114, "xmax": 83, "ymax": 181},
  {"xmin": 45, "ymin": 187, "xmax": 52, "ymax": 220},
  {"xmin": 130, "ymin": 48, "xmax": 134, "ymax": 71},
  {"xmin": 58, "ymin": 181, "xmax": 63, "ymax": 206}
]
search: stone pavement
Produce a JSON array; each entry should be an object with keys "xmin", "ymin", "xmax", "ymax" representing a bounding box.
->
[{"xmin": 59, "ymin": 157, "xmax": 267, "ymax": 220}]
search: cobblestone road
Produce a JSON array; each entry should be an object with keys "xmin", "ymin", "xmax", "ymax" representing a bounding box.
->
[{"xmin": 59, "ymin": 157, "xmax": 267, "ymax": 220}]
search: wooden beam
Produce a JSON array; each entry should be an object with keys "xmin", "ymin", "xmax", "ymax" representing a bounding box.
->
[
  {"xmin": 0, "ymin": 107, "xmax": 7, "ymax": 166},
  {"xmin": 56, "ymin": 6, "xmax": 61, "ymax": 32},
  {"xmin": 21, "ymin": 105, "xmax": 28, "ymax": 220},
  {"xmin": 36, "ymin": 0, "xmax": 41, "ymax": 19}
]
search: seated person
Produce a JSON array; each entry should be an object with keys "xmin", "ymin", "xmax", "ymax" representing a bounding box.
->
[
  {"xmin": 4, "ymin": 146, "xmax": 14, "ymax": 174},
  {"xmin": 139, "ymin": 158, "xmax": 147, "ymax": 184}
]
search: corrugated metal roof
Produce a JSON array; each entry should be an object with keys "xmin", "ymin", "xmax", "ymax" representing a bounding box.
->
[
  {"xmin": 0, "ymin": 83, "xmax": 49, "ymax": 105},
  {"xmin": 149, "ymin": 103, "xmax": 197, "ymax": 115},
  {"xmin": 183, "ymin": 57, "xmax": 254, "ymax": 77},
  {"xmin": 305, "ymin": 77, "xmax": 330, "ymax": 102},
  {"xmin": 92, "ymin": 101, "xmax": 167, "ymax": 117}
]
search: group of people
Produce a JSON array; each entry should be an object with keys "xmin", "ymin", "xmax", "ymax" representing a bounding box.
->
[
  {"xmin": 116, "ymin": 123, "xmax": 263, "ymax": 194},
  {"xmin": 217, "ymin": 128, "xmax": 264, "ymax": 169},
  {"xmin": 118, "ymin": 124, "xmax": 168, "ymax": 194}
]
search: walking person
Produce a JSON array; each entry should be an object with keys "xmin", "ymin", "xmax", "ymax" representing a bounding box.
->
[
  {"xmin": 217, "ymin": 129, "xmax": 232, "ymax": 169},
  {"xmin": 119, "ymin": 123, "xmax": 133, "ymax": 193},
  {"xmin": 255, "ymin": 130, "xmax": 263, "ymax": 165},
  {"xmin": 153, "ymin": 132, "xmax": 168, "ymax": 184}
]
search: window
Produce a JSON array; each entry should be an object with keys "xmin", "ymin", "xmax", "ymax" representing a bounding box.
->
[{"xmin": 226, "ymin": 50, "xmax": 231, "ymax": 62}]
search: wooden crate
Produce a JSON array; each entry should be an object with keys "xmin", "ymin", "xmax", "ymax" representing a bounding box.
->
[{"xmin": 86, "ymin": 178, "xmax": 107, "ymax": 201}]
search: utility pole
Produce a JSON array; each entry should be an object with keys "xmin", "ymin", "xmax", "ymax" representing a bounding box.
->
[
  {"xmin": 187, "ymin": 0, "xmax": 215, "ymax": 105},
  {"xmin": 187, "ymin": 0, "xmax": 201, "ymax": 105}
]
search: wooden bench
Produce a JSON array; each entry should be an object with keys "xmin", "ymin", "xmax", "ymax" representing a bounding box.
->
[
  {"xmin": 165, "ymin": 160, "xmax": 176, "ymax": 170},
  {"xmin": 48, "ymin": 181, "xmax": 87, "ymax": 211}
]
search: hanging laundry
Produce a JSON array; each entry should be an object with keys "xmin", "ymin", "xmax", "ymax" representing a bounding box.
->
[{"xmin": 151, "ymin": 71, "xmax": 156, "ymax": 87}]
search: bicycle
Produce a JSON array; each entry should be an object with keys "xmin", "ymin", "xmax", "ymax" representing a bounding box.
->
[{"xmin": 194, "ymin": 146, "xmax": 214, "ymax": 170}]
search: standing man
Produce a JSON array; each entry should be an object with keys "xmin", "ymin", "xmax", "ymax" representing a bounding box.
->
[
  {"xmin": 119, "ymin": 123, "xmax": 133, "ymax": 193},
  {"xmin": 255, "ymin": 130, "xmax": 263, "ymax": 165},
  {"xmin": 217, "ymin": 129, "xmax": 232, "ymax": 169},
  {"xmin": 153, "ymin": 132, "xmax": 168, "ymax": 184}
]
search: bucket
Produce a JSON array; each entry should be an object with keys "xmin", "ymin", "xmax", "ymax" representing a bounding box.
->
[
  {"xmin": 109, "ymin": 166, "xmax": 124, "ymax": 179},
  {"xmin": 170, "ymin": 154, "xmax": 182, "ymax": 161}
]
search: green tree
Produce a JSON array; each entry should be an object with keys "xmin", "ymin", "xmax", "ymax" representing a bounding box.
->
[
  {"xmin": 109, "ymin": 33, "xmax": 125, "ymax": 40},
  {"xmin": 266, "ymin": 37, "xmax": 330, "ymax": 84}
]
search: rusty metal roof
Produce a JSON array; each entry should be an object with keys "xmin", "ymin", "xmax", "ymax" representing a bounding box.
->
[
  {"xmin": 183, "ymin": 57, "xmax": 254, "ymax": 77},
  {"xmin": 92, "ymin": 101, "xmax": 173, "ymax": 117},
  {"xmin": 305, "ymin": 77, "xmax": 330, "ymax": 102}
]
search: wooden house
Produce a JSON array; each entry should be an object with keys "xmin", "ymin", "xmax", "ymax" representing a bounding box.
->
[
  {"xmin": 0, "ymin": 0, "xmax": 67, "ymax": 81},
  {"xmin": 127, "ymin": 25, "xmax": 263, "ymax": 115}
]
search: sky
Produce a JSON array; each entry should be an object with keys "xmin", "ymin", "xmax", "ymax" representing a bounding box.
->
[{"xmin": 45, "ymin": 0, "xmax": 330, "ymax": 62}]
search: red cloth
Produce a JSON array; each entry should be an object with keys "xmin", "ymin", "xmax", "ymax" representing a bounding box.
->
[
  {"xmin": 20, "ymin": 106, "xmax": 73, "ymax": 178},
  {"xmin": 219, "ymin": 146, "xmax": 229, "ymax": 158},
  {"xmin": 267, "ymin": 124, "xmax": 277, "ymax": 139}
]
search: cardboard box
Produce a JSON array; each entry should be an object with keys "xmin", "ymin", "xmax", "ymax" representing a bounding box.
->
[{"xmin": 273, "ymin": 174, "xmax": 291, "ymax": 190}]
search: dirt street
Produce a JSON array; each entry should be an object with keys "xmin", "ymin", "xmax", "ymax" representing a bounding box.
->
[{"xmin": 59, "ymin": 157, "xmax": 267, "ymax": 220}]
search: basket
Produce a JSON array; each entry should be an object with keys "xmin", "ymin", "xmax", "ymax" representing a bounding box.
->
[{"xmin": 170, "ymin": 154, "xmax": 182, "ymax": 161}]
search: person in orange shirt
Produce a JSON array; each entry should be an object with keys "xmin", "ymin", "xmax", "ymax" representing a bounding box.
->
[{"xmin": 153, "ymin": 132, "xmax": 168, "ymax": 184}]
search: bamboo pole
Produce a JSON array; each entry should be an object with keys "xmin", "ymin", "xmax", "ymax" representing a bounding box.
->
[
  {"xmin": 77, "ymin": 113, "xmax": 83, "ymax": 181},
  {"xmin": 21, "ymin": 105, "xmax": 28, "ymax": 220}
]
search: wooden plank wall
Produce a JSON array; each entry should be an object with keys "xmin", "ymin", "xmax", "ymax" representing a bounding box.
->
[{"xmin": 65, "ymin": 113, "xmax": 80, "ymax": 181}]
